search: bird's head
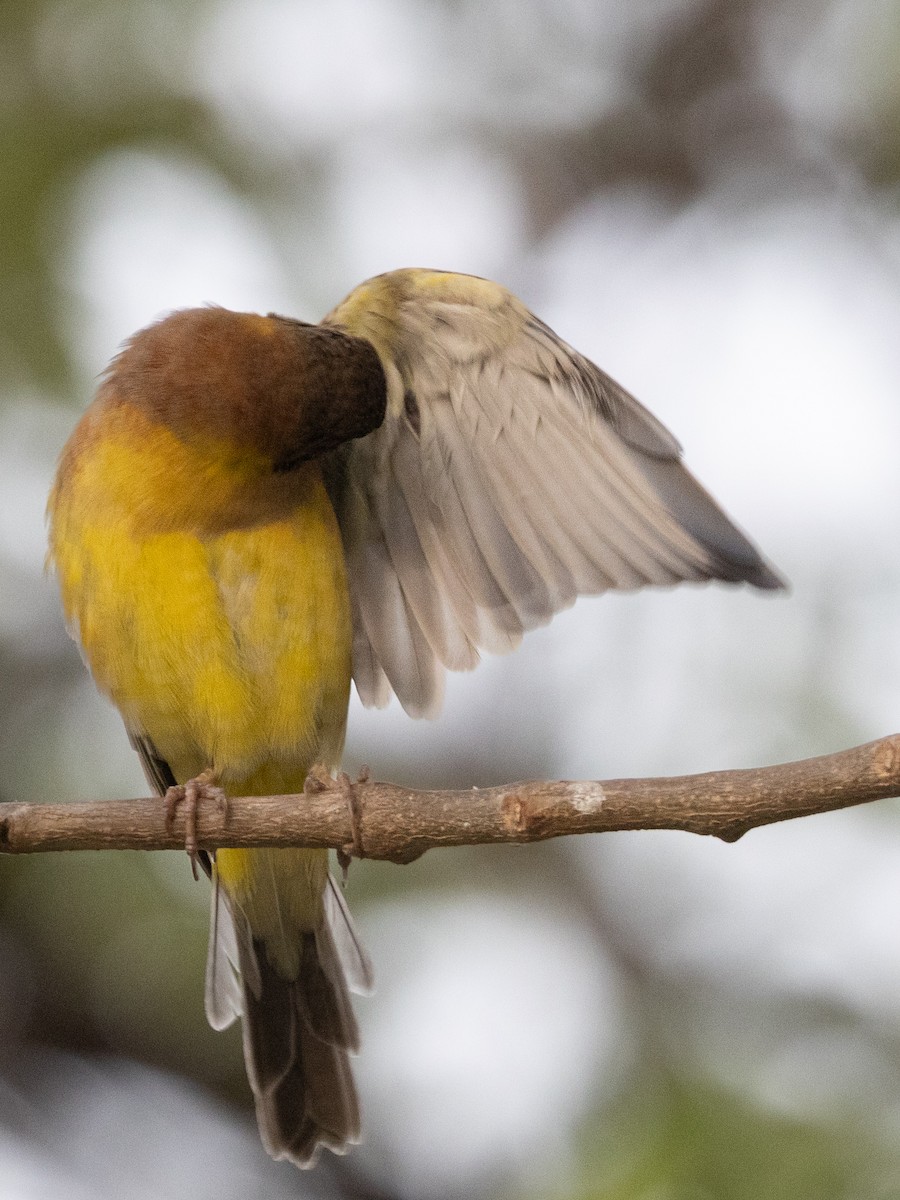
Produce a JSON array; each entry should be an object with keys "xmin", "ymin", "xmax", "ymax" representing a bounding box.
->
[
  {"xmin": 111, "ymin": 306, "xmax": 386, "ymax": 472},
  {"xmin": 64, "ymin": 306, "xmax": 387, "ymax": 533}
]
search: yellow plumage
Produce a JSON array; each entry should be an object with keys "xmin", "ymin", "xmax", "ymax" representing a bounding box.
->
[{"xmin": 50, "ymin": 398, "xmax": 351, "ymax": 976}]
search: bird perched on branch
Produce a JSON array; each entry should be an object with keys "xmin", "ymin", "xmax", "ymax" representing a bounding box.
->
[{"xmin": 48, "ymin": 268, "xmax": 783, "ymax": 1167}]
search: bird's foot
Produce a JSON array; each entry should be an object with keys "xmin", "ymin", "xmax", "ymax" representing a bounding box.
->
[
  {"xmin": 164, "ymin": 769, "xmax": 227, "ymax": 880},
  {"xmin": 336, "ymin": 766, "xmax": 368, "ymax": 883},
  {"xmin": 306, "ymin": 765, "xmax": 369, "ymax": 883},
  {"xmin": 307, "ymin": 768, "xmax": 369, "ymax": 883}
]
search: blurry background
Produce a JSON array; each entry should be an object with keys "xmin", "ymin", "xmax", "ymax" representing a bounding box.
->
[{"xmin": 1, "ymin": 0, "xmax": 899, "ymax": 1196}]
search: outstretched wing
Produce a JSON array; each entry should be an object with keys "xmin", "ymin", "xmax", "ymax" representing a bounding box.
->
[{"xmin": 322, "ymin": 269, "xmax": 782, "ymax": 719}]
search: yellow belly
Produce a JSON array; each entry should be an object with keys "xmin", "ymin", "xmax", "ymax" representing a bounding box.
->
[
  {"xmin": 64, "ymin": 511, "xmax": 350, "ymax": 766},
  {"xmin": 50, "ymin": 413, "xmax": 352, "ymax": 970}
]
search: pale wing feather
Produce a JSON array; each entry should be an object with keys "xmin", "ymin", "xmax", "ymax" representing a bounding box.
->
[
  {"xmin": 430, "ymin": 399, "xmax": 557, "ymax": 626},
  {"xmin": 388, "ymin": 427, "xmax": 513, "ymax": 659},
  {"xmin": 469, "ymin": 391, "xmax": 659, "ymax": 589},
  {"xmin": 466, "ymin": 398, "xmax": 612, "ymax": 596},
  {"xmin": 370, "ymin": 453, "xmax": 480, "ymax": 672},
  {"xmin": 205, "ymin": 869, "xmax": 244, "ymax": 1030},
  {"xmin": 354, "ymin": 520, "xmax": 445, "ymax": 717},
  {"xmin": 411, "ymin": 395, "xmax": 526, "ymax": 627},
  {"xmin": 448, "ymin": 366, "xmax": 684, "ymax": 594},
  {"xmin": 378, "ymin": 445, "xmax": 524, "ymax": 674},
  {"xmin": 530, "ymin": 407, "xmax": 697, "ymax": 583},
  {"xmin": 464, "ymin": 373, "xmax": 623, "ymax": 594},
  {"xmin": 323, "ymin": 269, "xmax": 783, "ymax": 717}
]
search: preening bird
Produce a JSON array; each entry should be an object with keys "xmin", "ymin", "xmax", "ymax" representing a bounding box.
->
[{"xmin": 48, "ymin": 268, "xmax": 783, "ymax": 1167}]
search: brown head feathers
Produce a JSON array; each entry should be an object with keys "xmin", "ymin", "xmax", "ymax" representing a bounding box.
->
[{"xmin": 109, "ymin": 306, "xmax": 387, "ymax": 470}]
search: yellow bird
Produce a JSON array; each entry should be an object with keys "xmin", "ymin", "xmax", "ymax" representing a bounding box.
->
[{"xmin": 48, "ymin": 269, "xmax": 783, "ymax": 1167}]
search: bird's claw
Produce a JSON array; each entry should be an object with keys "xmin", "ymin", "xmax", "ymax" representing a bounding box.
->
[
  {"xmin": 336, "ymin": 766, "xmax": 368, "ymax": 883},
  {"xmin": 164, "ymin": 769, "xmax": 227, "ymax": 880}
]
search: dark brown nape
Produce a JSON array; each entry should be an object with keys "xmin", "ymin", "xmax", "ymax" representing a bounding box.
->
[
  {"xmin": 108, "ymin": 307, "xmax": 387, "ymax": 468},
  {"xmin": 268, "ymin": 315, "xmax": 387, "ymax": 470}
]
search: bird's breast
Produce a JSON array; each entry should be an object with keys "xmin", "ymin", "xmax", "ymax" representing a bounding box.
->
[{"xmin": 49, "ymin": 409, "xmax": 353, "ymax": 784}]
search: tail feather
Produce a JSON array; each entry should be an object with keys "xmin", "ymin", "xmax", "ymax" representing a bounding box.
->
[
  {"xmin": 284, "ymin": 1115, "xmax": 325, "ymax": 1165},
  {"xmin": 235, "ymin": 928, "xmax": 362, "ymax": 1167},
  {"xmin": 294, "ymin": 1016, "xmax": 360, "ymax": 1139},
  {"xmin": 205, "ymin": 870, "xmax": 250, "ymax": 1031},
  {"xmin": 324, "ymin": 874, "xmax": 375, "ymax": 994},
  {"xmin": 299, "ymin": 928, "xmax": 361, "ymax": 1050},
  {"xmin": 239, "ymin": 951, "xmax": 297, "ymax": 1093}
]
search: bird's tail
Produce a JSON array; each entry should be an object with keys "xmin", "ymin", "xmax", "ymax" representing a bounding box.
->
[
  {"xmin": 239, "ymin": 918, "xmax": 360, "ymax": 1165},
  {"xmin": 206, "ymin": 868, "xmax": 373, "ymax": 1167}
]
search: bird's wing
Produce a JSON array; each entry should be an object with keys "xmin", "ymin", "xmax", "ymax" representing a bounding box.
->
[
  {"xmin": 322, "ymin": 268, "xmax": 782, "ymax": 718},
  {"xmin": 129, "ymin": 730, "xmax": 179, "ymax": 796}
]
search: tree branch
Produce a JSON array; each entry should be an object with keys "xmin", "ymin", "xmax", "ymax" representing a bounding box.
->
[{"xmin": 1, "ymin": 735, "xmax": 898, "ymax": 863}]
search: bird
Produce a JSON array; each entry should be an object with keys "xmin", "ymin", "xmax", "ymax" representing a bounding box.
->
[{"xmin": 47, "ymin": 267, "xmax": 783, "ymax": 1168}]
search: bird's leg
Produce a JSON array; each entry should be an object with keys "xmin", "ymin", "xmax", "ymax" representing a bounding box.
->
[
  {"xmin": 304, "ymin": 764, "xmax": 368, "ymax": 882},
  {"xmin": 336, "ymin": 766, "xmax": 368, "ymax": 883},
  {"xmin": 164, "ymin": 768, "xmax": 227, "ymax": 880}
]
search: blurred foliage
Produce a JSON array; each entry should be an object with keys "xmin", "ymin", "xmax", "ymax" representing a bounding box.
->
[{"xmin": 575, "ymin": 1075, "xmax": 894, "ymax": 1200}]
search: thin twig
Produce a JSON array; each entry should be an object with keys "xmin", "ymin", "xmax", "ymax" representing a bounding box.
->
[{"xmin": 1, "ymin": 736, "xmax": 898, "ymax": 864}]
